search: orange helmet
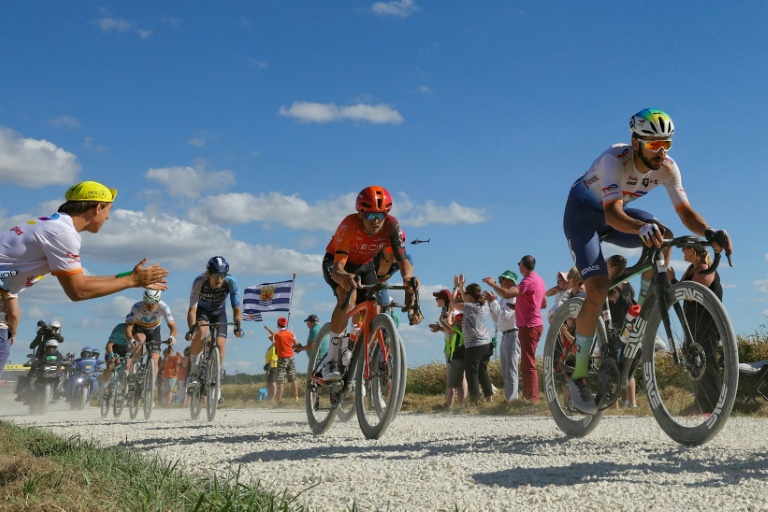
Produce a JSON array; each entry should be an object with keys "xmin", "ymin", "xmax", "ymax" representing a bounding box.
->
[{"xmin": 356, "ymin": 186, "xmax": 393, "ymax": 213}]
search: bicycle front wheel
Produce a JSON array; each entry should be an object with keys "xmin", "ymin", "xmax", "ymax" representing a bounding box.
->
[
  {"xmin": 128, "ymin": 366, "xmax": 140, "ymax": 420},
  {"xmin": 143, "ymin": 359, "xmax": 155, "ymax": 420},
  {"xmin": 305, "ymin": 323, "xmax": 338, "ymax": 434},
  {"xmin": 113, "ymin": 371, "xmax": 127, "ymax": 418},
  {"xmin": 206, "ymin": 347, "xmax": 221, "ymax": 422},
  {"xmin": 100, "ymin": 380, "xmax": 112, "ymax": 418},
  {"xmin": 543, "ymin": 297, "xmax": 607, "ymax": 437},
  {"xmin": 355, "ymin": 314, "xmax": 403, "ymax": 440},
  {"xmin": 642, "ymin": 281, "xmax": 738, "ymax": 446}
]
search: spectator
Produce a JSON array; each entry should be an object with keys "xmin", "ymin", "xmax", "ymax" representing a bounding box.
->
[
  {"xmin": 296, "ymin": 314, "xmax": 325, "ymax": 363},
  {"xmin": 264, "ymin": 343, "xmax": 278, "ymax": 401},
  {"xmin": 428, "ymin": 289, "xmax": 456, "ymax": 406},
  {"xmin": 451, "ymin": 275, "xmax": 493, "ymax": 404},
  {"xmin": 174, "ymin": 346, "xmax": 190, "ymax": 405},
  {"xmin": 438, "ymin": 312, "xmax": 465, "ymax": 408},
  {"xmin": 606, "ymin": 255, "xmax": 637, "ymax": 408},
  {"xmin": 159, "ymin": 346, "xmax": 178, "ymax": 406},
  {"xmin": 483, "ymin": 270, "xmax": 519, "ymax": 401},
  {"xmin": 566, "ymin": 266, "xmax": 586, "ymax": 298},
  {"xmin": 669, "ymin": 244, "xmax": 723, "ymax": 411},
  {"xmin": 545, "ymin": 271, "xmax": 570, "ymax": 322},
  {"xmin": 495, "ymin": 256, "xmax": 547, "ymax": 402},
  {"xmin": 265, "ymin": 317, "xmax": 300, "ymax": 403},
  {"xmin": 0, "ymin": 293, "xmax": 18, "ymax": 380}
]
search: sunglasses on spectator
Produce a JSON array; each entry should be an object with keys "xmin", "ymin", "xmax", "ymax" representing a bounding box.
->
[
  {"xmin": 361, "ymin": 211, "xmax": 387, "ymax": 222},
  {"xmin": 637, "ymin": 138, "xmax": 673, "ymax": 152}
]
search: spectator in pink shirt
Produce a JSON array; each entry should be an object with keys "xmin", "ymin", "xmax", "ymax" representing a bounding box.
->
[{"xmin": 495, "ymin": 255, "xmax": 547, "ymax": 401}]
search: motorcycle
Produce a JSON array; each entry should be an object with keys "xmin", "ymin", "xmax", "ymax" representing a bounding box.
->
[
  {"xmin": 64, "ymin": 357, "xmax": 102, "ymax": 410},
  {"xmin": 15, "ymin": 349, "xmax": 68, "ymax": 415}
]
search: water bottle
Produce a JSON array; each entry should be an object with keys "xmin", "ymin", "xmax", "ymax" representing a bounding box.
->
[{"xmin": 619, "ymin": 304, "xmax": 642, "ymax": 344}]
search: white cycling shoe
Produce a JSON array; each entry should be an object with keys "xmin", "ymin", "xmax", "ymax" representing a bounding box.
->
[
  {"xmin": 568, "ymin": 377, "xmax": 598, "ymax": 415},
  {"xmin": 322, "ymin": 361, "xmax": 341, "ymax": 382}
]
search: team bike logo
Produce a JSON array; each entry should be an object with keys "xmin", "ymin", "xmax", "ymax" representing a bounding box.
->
[{"xmin": 674, "ymin": 286, "xmax": 704, "ymax": 303}]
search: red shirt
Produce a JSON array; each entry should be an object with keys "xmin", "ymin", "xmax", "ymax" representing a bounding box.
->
[
  {"xmin": 274, "ymin": 329, "xmax": 297, "ymax": 358},
  {"xmin": 325, "ymin": 214, "xmax": 406, "ymax": 265},
  {"xmin": 161, "ymin": 354, "xmax": 179, "ymax": 379}
]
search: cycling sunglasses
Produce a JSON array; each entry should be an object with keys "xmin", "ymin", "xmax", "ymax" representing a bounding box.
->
[
  {"xmin": 361, "ymin": 211, "xmax": 387, "ymax": 222},
  {"xmin": 210, "ymin": 273, "xmax": 227, "ymax": 279},
  {"xmin": 637, "ymin": 138, "xmax": 673, "ymax": 153}
]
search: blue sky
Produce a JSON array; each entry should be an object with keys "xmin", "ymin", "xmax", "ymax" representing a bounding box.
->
[{"xmin": 2, "ymin": 1, "xmax": 767, "ymax": 374}]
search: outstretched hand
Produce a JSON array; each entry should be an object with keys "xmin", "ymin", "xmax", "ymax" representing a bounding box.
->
[{"xmin": 132, "ymin": 258, "xmax": 169, "ymax": 290}]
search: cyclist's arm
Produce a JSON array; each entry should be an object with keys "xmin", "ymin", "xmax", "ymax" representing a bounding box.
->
[
  {"xmin": 331, "ymin": 261, "xmax": 357, "ymax": 291},
  {"xmin": 675, "ymin": 203, "xmax": 712, "ymax": 238},
  {"xmin": 124, "ymin": 322, "xmax": 134, "ymax": 341},
  {"xmin": 186, "ymin": 306, "xmax": 197, "ymax": 332},
  {"xmin": 4, "ymin": 295, "xmax": 19, "ymax": 341},
  {"xmin": 55, "ymin": 259, "xmax": 168, "ymax": 301},
  {"xmin": 167, "ymin": 321, "xmax": 178, "ymax": 340},
  {"xmin": 603, "ymin": 200, "xmax": 648, "ymax": 234}
]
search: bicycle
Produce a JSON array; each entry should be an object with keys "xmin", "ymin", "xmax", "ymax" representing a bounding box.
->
[
  {"xmin": 543, "ymin": 234, "xmax": 736, "ymax": 445},
  {"xmin": 100, "ymin": 354, "xmax": 128, "ymax": 419},
  {"xmin": 127, "ymin": 339, "xmax": 172, "ymax": 420},
  {"xmin": 187, "ymin": 319, "xmax": 239, "ymax": 422},
  {"xmin": 305, "ymin": 279, "xmax": 419, "ymax": 440}
]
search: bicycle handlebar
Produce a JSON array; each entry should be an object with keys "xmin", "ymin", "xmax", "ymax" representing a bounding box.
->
[{"xmin": 338, "ymin": 278, "xmax": 422, "ymax": 324}]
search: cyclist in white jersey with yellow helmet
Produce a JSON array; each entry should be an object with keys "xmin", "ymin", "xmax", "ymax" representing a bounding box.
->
[
  {"xmin": 126, "ymin": 289, "xmax": 178, "ymax": 381},
  {"xmin": 563, "ymin": 108, "xmax": 733, "ymax": 415}
]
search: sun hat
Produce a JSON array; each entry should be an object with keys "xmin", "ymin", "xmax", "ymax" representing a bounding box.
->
[
  {"xmin": 432, "ymin": 289, "xmax": 451, "ymax": 302},
  {"xmin": 303, "ymin": 314, "xmax": 319, "ymax": 323},
  {"xmin": 65, "ymin": 181, "xmax": 117, "ymax": 202},
  {"xmin": 498, "ymin": 270, "xmax": 518, "ymax": 283},
  {"xmin": 557, "ymin": 271, "xmax": 568, "ymax": 282}
]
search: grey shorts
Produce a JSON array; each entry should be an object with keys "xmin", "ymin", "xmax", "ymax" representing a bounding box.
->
[{"xmin": 448, "ymin": 359, "xmax": 466, "ymax": 389}]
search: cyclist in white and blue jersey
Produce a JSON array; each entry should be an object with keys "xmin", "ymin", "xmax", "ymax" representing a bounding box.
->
[
  {"xmin": 563, "ymin": 108, "xmax": 732, "ymax": 415},
  {"xmin": 186, "ymin": 256, "xmax": 244, "ymax": 401},
  {"xmin": 126, "ymin": 289, "xmax": 177, "ymax": 382}
]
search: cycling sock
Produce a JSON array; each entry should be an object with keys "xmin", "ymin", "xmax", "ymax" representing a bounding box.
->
[
  {"xmin": 638, "ymin": 277, "xmax": 651, "ymax": 306},
  {"xmin": 327, "ymin": 331, "xmax": 342, "ymax": 362},
  {"xmin": 572, "ymin": 333, "xmax": 593, "ymax": 380}
]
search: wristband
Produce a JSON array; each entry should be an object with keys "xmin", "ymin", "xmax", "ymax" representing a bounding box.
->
[{"xmin": 116, "ymin": 271, "xmax": 132, "ymax": 278}]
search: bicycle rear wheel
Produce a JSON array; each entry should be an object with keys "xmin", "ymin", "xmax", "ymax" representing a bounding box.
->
[
  {"xmin": 206, "ymin": 347, "xmax": 221, "ymax": 422},
  {"xmin": 100, "ymin": 380, "xmax": 112, "ymax": 418},
  {"xmin": 642, "ymin": 281, "xmax": 738, "ymax": 446},
  {"xmin": 113, "ymin": 371, "xmax": 127, "ymax": 418},
  {"xmin": 305, "ymin": 323, "xmax": 339, "ymax": 434},
  {"xmin": 143, "ymin": 359, "xmax": 155, "ymax": 420},
  {"xmin": 356, "ymin": 314, "xmax": 403, "ymax": 440},
  {"xmin": 543, "ymin": 297, "xmax": 608, "ymax": 437}
]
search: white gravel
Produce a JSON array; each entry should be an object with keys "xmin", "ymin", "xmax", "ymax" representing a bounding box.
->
[{"xmin": 4, "ymin": 398, "xmax": 768, "ymax": 511}]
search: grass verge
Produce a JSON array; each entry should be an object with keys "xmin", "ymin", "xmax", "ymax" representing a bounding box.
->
[{"xmin": 0, "ymin": 420, "xmax": 302, "ymax": 512}]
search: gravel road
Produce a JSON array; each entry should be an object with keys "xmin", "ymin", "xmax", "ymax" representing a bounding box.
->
[{"xmin": 3, "ymin": 396, "xmax": 768, "ymax": 511}]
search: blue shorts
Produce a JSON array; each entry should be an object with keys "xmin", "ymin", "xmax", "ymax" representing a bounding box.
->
[
  {"xmin": 196, "ymin": 307, "xmax": 229, "ymax": 339},
  {"xmin": 563, "ymin": 195, "xmax": 660, "ymax": 280}
]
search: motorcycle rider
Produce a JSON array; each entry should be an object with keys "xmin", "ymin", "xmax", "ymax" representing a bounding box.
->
[
  {"xmin": 64, "ymin": 346, "xmax": 101, "ymax": 403},
  {"xmin": 15, "ymin": 320, "xmax": 64, "ymax": 401}
]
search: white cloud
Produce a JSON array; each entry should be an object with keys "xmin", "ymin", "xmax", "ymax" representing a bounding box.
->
[
  {"xmin": 50, "ymin": 116, "xmax": 81, "ymax": 130},
  {"xmin": 249, "ymin": 59, "xmax": 269, "ymax": 70},
  {"xmin": 146, "ymin": 165, "xmax": 236, "ymax": 199},
  {"xmin": 138, "ymin": 29, "xmax": 153, "ymax": 39},
  {"xmin": 0, "ymin": 127, "xmax": 81, "ymax": 186},
  {"xmin": 278, "ymin": 102, "xmax": 403, "ymax": 124},
  {"xmin": 400, "ymin": 200, "xmax": 489, "ymax": 227},
  {"xmin": 165, "ymin": 17, "xmax": 182, "ymax": 29},
  {"xmin": 417, "ymin": 85, "xmax": 431, "ymax": 94},
  {"xmin": 188, "ymin": 192, "xmax": 355, "ymax": 231},
  {"xmin": 94, "ymin": 17, "xmax": 132, "ymax": 33},
  {"xmin": 84, "ymin": 137, "xmax": 108, "ymax": 153},
  {"xmin": 84, "ymin": 209, "xmax": 323, "ymax": 276},
  {"xmin": 187, "ymin": 137, "xmax": 206, "ymax": 147},
  {"xmin": 372, "ymin": 0, "xmax": 420, "ymax": 18},
  {"xmin": 755, "ymin": 278, "xmax": 768, "ymax": 294}
]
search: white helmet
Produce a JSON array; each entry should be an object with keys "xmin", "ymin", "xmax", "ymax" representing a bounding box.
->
[
  {"xmin": 143, "ymin": 289, "xmax": 162, "ymax": 302},
  {"xmin": 50, "ymin": 320, "xmax": 62, "ymax": 333},
  {"xmin": 629, "ymin": 108, "xmax": 675, "ymax": 138}
]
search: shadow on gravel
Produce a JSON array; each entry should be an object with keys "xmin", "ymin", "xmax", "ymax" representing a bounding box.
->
[{"xmin": 473, "ymin": 448, "xmax": 768, "ymax": 489}]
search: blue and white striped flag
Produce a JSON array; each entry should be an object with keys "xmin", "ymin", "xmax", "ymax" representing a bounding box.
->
[{"xmin": 242, "ymin": 279, "xmax": 294, "ymax": 322}]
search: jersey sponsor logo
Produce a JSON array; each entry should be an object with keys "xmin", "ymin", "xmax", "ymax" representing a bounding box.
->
[
  {"xmin": 581, "ymin": 265, "xmax": 600, "ymax": 275},
  {"xmin": 10, "ymin": 226, "xmax": 22, "ymax": 236},
  {"xmin": 616, "ymin": 148, "xmax": 631, "ymax": 161},
  {"xmin": 0, "ymin": 270, "xmax": 19, "ymax": 279},
  {"xmin": 601, "ymin": 183, "xmax": 618, "ymax": 194},
  {"xmin": 65, "ymin": 252, "xmax": 81, "ymax": 262},
  {"xmin": 626, "ymin": 177, "xmax": 637, "ymax": 186},
  {"xmin": 582, "ymin": 175, "xmax": 599, "ymax": 188}
]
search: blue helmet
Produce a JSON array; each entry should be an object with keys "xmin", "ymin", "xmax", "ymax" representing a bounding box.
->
[
  {"xmin": 206, "ymin": 256, "xmax": 230, "ymax": 275},
  {"xmin": 91, "ymin": 348, "xmax": 101, "ymax": 358},
  {"xmin": 81, "ymin": 346, "xmax": 93, "ymax": 358}
]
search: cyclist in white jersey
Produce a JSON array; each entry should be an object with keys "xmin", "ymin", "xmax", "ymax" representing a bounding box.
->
[
  {"xmin": 563, "ymin": 109, "xmax": 732, "ymax": 415},
  {"xmin": 0, "ymin": 181, "xmax": 168, "ymax": 379},
  {"xmin": 126, "ymin": 289, "xmax": 177, "ymax": 381}
]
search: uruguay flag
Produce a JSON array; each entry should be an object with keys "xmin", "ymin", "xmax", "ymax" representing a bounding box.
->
[{"xmin": 242, "ymin": 279, "xmax": 294, "ymax": 322}]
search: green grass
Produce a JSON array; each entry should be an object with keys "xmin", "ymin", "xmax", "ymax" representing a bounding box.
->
[{"xmin": 0, "ymin": 420, "xmax": 302, "ymax": 512}]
